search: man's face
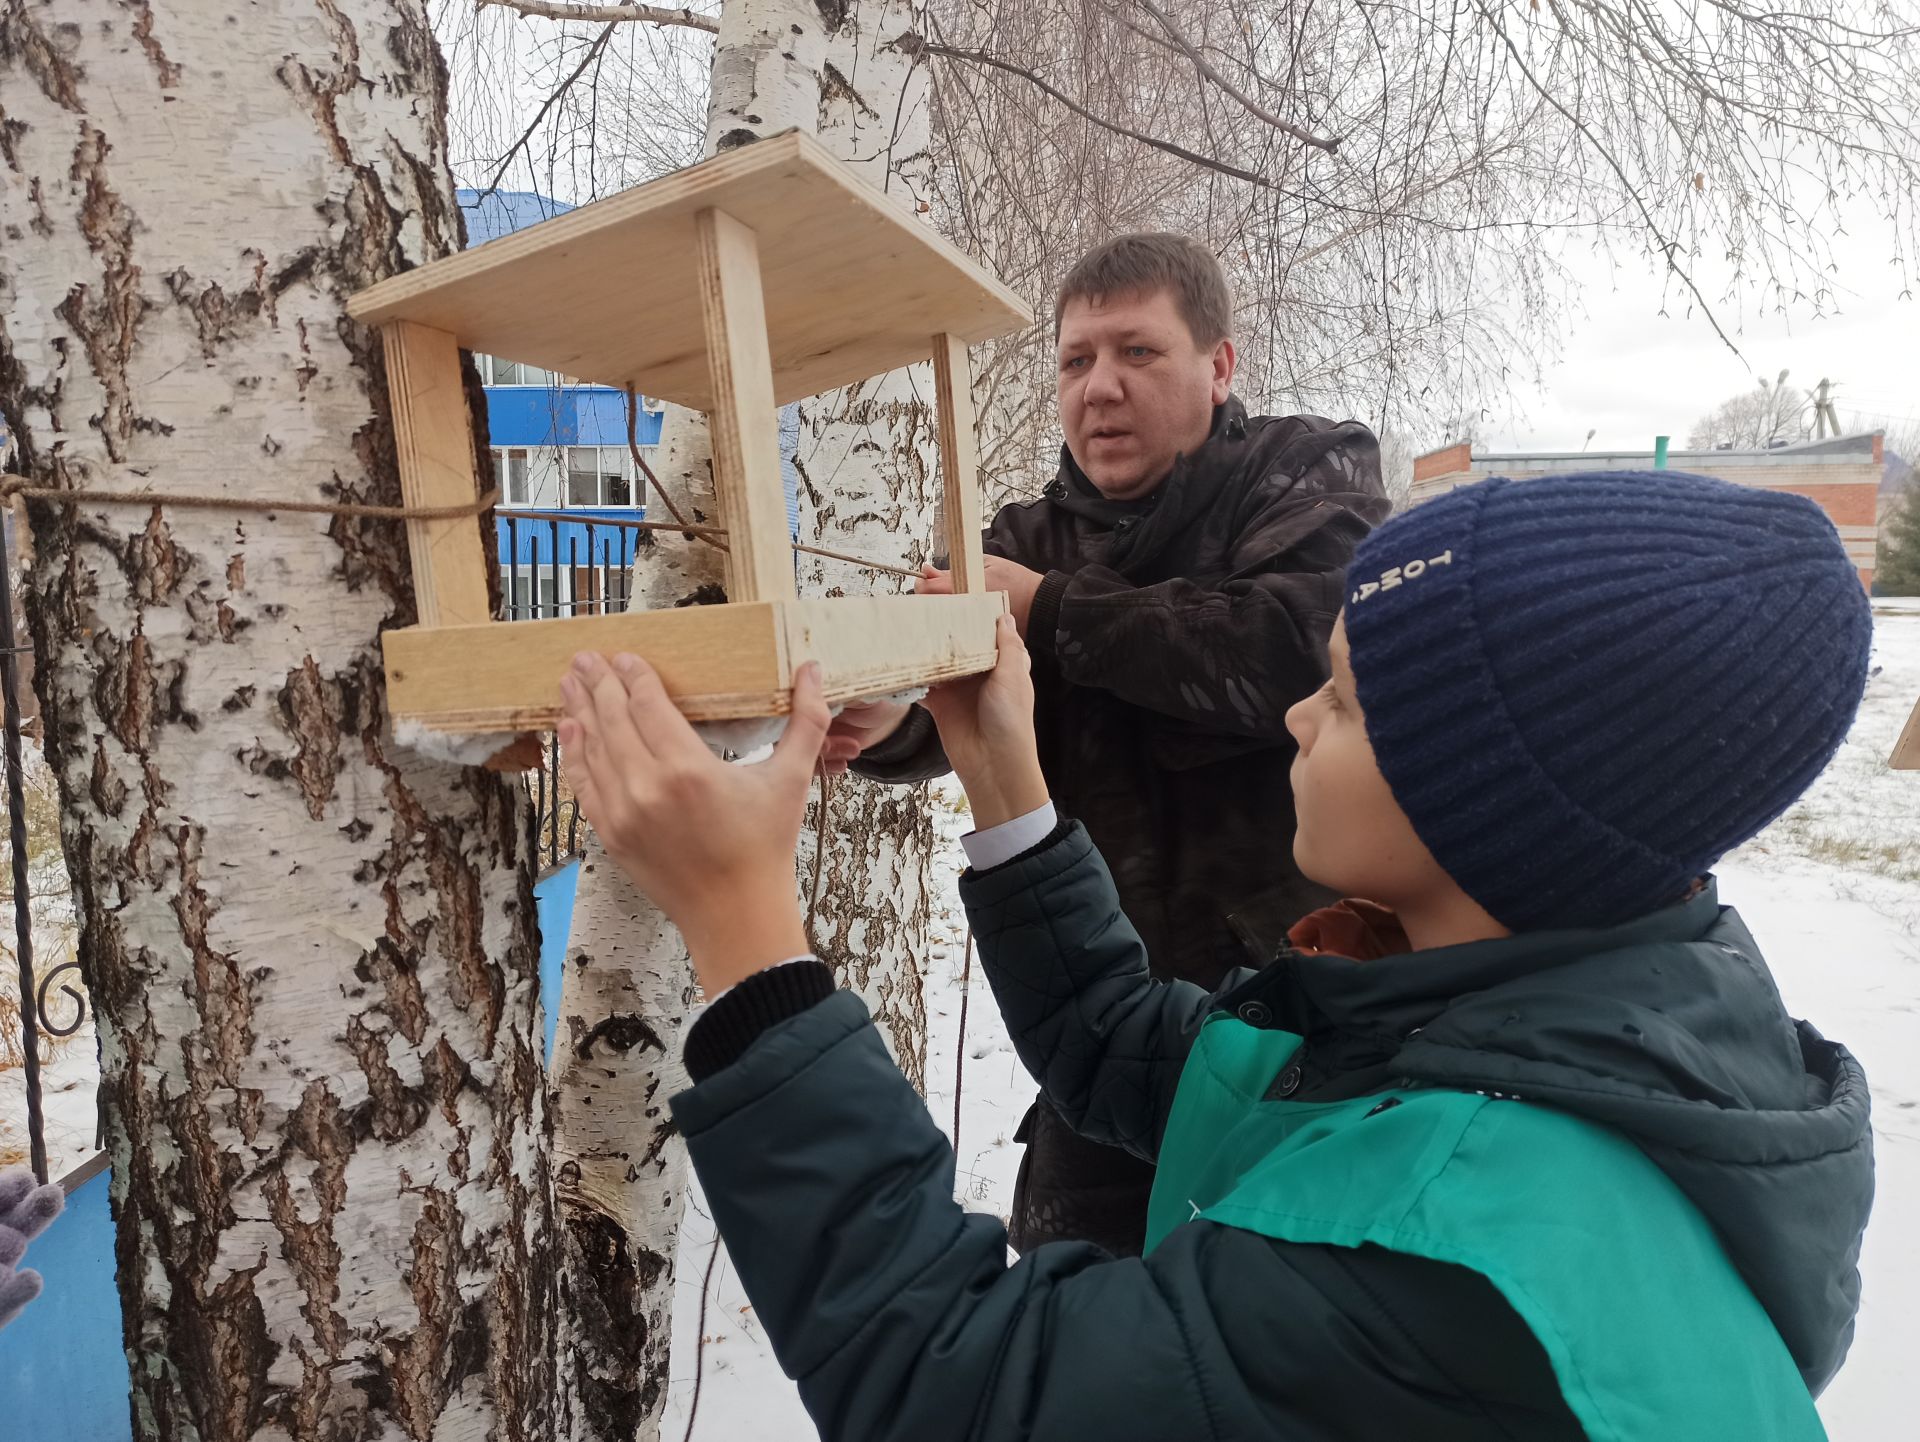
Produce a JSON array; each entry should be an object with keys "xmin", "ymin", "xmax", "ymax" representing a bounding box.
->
[
  {"xmin": 1056, "ymin": 287, "xmax": 1234, "ymax": 501},
  {"xmin": 1286, "ymin": 616, "xmax": 1453, "ymax": 908}
]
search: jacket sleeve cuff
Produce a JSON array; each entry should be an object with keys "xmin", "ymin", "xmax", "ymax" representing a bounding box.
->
[
  {"xmin": 961, "ymin": 817, "xmax": 1092, "ymax": 895},
  {"xmin": 684, "ymin": 959, "xmax": 838, "ymax": 1082},
  {"xmin": 1025, "ymin": 570, "xmax": 1071, "ymax": 659},
  {"xmin": 848, "ymin": 703, "xmax": 944, "ymax": 781}
]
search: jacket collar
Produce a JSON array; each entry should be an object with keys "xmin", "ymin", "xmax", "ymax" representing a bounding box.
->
[
  {"xmin": 1239, "ymin": 882, "xmax": 1726, "ymax": 1041},
  {"xmin": 1045, "ymin": 396, "xmax": 1252, "ymax": 537}
]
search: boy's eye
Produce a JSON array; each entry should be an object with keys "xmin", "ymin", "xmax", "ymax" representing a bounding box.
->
[
  {"xmin": 1320, "ymin": 680, "xmax": 1342, "ymax": 710},
  {"xmin": 1126, "ymin": 345, "xmax": 1154, "ymax": 359},
  {"xmin": 1062, "ymin": 355, "xmax": 1089, "ymax": 371}
]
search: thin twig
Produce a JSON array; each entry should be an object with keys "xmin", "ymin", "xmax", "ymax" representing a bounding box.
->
[
  {"xmin": 1131, "ymin": 0, "xmax": 1340, "ymax": 152},
  {"xmin": 682, "ymin": 1234, "xmax": 723, "ymax": 1442},
  {"xmin": 912, "ymin": 39, "xmax": 1290, "ymax": 194},
  {"xmin": 626, "ymin": 387, "xmax": 693, "ymax": 529},
  {"xmin": 953, "ymin": 929, "xmax": 973, "ymax": 1153},
  {"xmin": 478, "ymin": 0, "xmax": 718, "ymax": 33},
  {"xmin": 805, "ymin": 771, "xmax": 834, "ymax": 958},
  {"xmin": 474, "ymin": 23, "xmax": 619, "ymax": 207}
]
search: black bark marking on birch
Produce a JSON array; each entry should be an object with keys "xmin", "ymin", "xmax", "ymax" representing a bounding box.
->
[
  {"xmin": 346, "ymin": 1012, "xmax": 431, "ymax": 1141},
  {"xmin": 636, "ymin": 1115, "xmax": 679, "ymax": 1174},
  {"xmin": 388, "ymin": 1185, "xmax": 467, "ymax": 1439},
  {"xmin": 88, "ymin": 738, "xmax": 127, "ymax": 814},
  {"xmin": 124, "ymin": 1, "xmax": 183, "ymax": 88},
  {"xmin": 814, "ymin": 0, "xmax": 852, "ymax": 31},
  {"xmin": 60, "ymin": 123, "xmax": 151, "ymax": 461},
  {"xmin": 281, "ymin": 655, "xmax": 343, "ymax": 820},
  {"xmin": 176, "ymin": 822, "xmax": 255, "ymax": 1090},
  {"xmin": 0, "ymin": 4, "xmax": 85, "ymax": 111},
  {"xmin": 563, "ymin": 1206, "xmax": 653, "ymax": 1438},
  {"xmin": 574, "ymin": 1011, "xmax": 666, "ymax": 1060},
  {"xmin": 819, "ymin": 61, "xmax": 879, "ymax": 120}
]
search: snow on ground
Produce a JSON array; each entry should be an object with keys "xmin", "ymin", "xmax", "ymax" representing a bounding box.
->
[
  {"xmin": 0, "ymin": 999, "xmax": 99, "ymax": 1179},
  {"xmin": 659, "ymin": 607, "xmax": 1920, "ymax": 1442}
]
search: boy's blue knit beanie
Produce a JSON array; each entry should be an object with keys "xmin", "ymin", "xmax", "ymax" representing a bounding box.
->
[{"xmin": 1343, "ymin": 470, "xmax": 1873, "ymax": 932}]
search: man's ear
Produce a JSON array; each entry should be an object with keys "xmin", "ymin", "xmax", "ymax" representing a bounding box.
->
[{"xmin": 1211, "ymin": 338, "xmax": 1236, "ymax": 405}]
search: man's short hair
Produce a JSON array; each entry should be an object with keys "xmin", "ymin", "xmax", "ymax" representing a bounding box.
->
[{"xmin": 1055, "ymin": 233, "xmax": 1233, "ymax": 347}]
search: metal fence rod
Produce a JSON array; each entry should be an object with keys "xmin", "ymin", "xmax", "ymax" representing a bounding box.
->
[{"xmin": 0, "ymin": 527, "xmax": 48, "ymax": 1182}]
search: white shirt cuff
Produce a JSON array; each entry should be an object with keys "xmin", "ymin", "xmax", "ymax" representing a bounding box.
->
[{"xmin": 961, "ymin": 801, "xmax": 1059, "ymax": 872}]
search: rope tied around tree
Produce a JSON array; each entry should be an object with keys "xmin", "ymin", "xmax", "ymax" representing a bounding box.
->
[{"xmin": 0, "ymin": 471, "xmax": 925, "ymax": 581}]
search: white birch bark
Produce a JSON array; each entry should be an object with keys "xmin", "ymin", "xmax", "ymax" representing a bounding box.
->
[
  {"xmin": 549, "ymin": 7, "xmax": 937, "ymax": 1435},
  {"xmin": 0, "ymin": 4, "xmax": 556, "ymax": 1439},
  {"xmin": 792, "ymin": 0, "xmax": 936, "ymax": 1086},
  {"xmin": 549, "ymin": 412, "xmax": 714, "ymax": 1442}
]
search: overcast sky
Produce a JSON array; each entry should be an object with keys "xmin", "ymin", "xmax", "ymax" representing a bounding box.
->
[{"xmin": 1479, "ymin": 212, "xmax": 1919, "ymax": 456}]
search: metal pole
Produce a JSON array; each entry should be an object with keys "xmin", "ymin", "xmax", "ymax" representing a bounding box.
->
[{"xmin": 0, "ymin": 510, "xmax": 48, "ymax": 1182}]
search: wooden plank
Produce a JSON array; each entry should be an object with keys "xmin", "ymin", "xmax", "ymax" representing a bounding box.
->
[
  {"xmin": 384, "ymin": 604, "xmax": 790, "ymax": 733},
  {"xmin": 346, "ymin": 130, "xmax": 1032, "ymax": 412},
  {"xmin": 780, "ymin": 593, "xmax": 1005, "ymax": 705},
  {"xmin": 696, "ymin": 209, "xmax": 795, "ymax": 606},
  {"xmin": 931, "ymin": 333, "xmax": 986, "ymax": 594},
  {"xmin": 1894, "ymin": 697, "xmax": 1920, "ymax": 770},
  {"xmin": 381, "ymin": 594, "xmax": 1004, "ymax": 735},
  {"xmin": 382, "ymin": 321, "xmax": 492, "ymax": 627}
]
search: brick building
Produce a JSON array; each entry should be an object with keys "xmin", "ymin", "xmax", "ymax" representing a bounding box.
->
[{"xmin": 1410, "ymin": 433, "xmax": 1886, "ymax": 587}]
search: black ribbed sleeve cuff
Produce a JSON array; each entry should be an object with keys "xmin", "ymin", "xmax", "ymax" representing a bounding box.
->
[
  {"xmin": 1026, "ymin": 570, "xmax": 1071, "ymax": 658},
  {"xmin": 684, "ymin": 960, "xmax": 838, "ymax": 1082}
]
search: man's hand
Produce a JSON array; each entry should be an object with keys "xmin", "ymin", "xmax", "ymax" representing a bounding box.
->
[
  {"xmin": 821, "ymin": 699, "xmax": 910, "ymax": 776},
  {"xmin": 923, "ymin": 615, "xmax": 1049, "ymax": 828},
  {"xmin": 919, "ymin": 557, "xmax": 1048, "ymax": 638},
  {"xmin": 558, "ymin": 651, "xmax": 827, "ymax": 995}
]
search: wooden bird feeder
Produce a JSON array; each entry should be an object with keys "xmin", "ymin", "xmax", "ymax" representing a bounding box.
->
[
  {"xmin": 1895, "ymin": 697, "xmax": 1920, "ymax": 770},
  {"xmin": 348, "ymin": 131, "xmax": 1032, "ymax": 741}
]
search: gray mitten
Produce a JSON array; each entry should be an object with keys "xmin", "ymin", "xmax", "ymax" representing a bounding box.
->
[{"xmin": 0, "ymin": 1165, "xmax": 64, "ymax": 1330}]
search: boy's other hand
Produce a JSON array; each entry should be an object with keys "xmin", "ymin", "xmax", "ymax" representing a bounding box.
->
[
  {"xmin": 821, "ymin": 699, "xmax": 910, "ymax": 776},
  {"xmin": 924, "ymin": 614, "xmax": 1049, "ymax": 828},
  {"xmin": 558, "ymin": 651, "xmax": 821, "ymax": 993}
]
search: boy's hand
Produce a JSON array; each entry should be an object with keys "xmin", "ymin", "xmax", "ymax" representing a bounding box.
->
[
  {"xmin": 558, "ymin": 652, "xmax": 825, "ymax": 994},
  {"xmin": 924, "ymin": 615, "xmax": 1049, "ymax": 828}
]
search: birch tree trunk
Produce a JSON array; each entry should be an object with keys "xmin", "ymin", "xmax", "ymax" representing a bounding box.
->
[
  {"xmin": 707, "ymin": 0, "xmax": 938, "ymax": 1085},
  {"xmin": 0, "ymin": 5, "xmax": 556, "ymax": 1439},
  {"xmin": 550, "ymin": 413, "xmax": 714, "ymax": 1442},
  {"xmin": 791, "ymin": 0, "xmax": 936, "ymax": 1086},
  {"xmin": 545, "ymin": 6, "xmax": 938, "ymax": 1434}
]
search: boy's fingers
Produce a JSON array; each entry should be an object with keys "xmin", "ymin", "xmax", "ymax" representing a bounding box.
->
[
  {"xmin": 577, "ymin": 652, "xmax": 656, "ymax": 772},
  {"xmin": 613, "ymin": 654, "xmax": 707, "ymax": 768},
  {"xmin": 559, "ymin": 674, "xmax": 614, "ymax": 788},
  {"xmin": 773, "ymin": 663, "xmax": 832, "ymax": 782},
  {"xmin": 558, "ymin": 717, "xmax": 610, "ymax": 828}
]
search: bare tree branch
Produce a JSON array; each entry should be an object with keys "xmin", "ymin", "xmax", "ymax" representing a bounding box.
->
[
  {"xmin": 1131, "ymin": 0, "xmax": 1340, "ymax": 152},
  {"xmin": 476, "ymin": 0, "xmax": 718, "ymax": 33},
  {"xmin": 907, "ymin": 35, "xmax": 1295, "ymax": 193},
  {"xmin": 473, "ymin": 22, "xmax": 621, "ymax": 205}
]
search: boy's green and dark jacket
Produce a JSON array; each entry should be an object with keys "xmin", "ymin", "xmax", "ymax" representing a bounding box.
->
[{"xmin": 672, "ymin": 823, "xmax": 1871, "ymax": 1442}]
